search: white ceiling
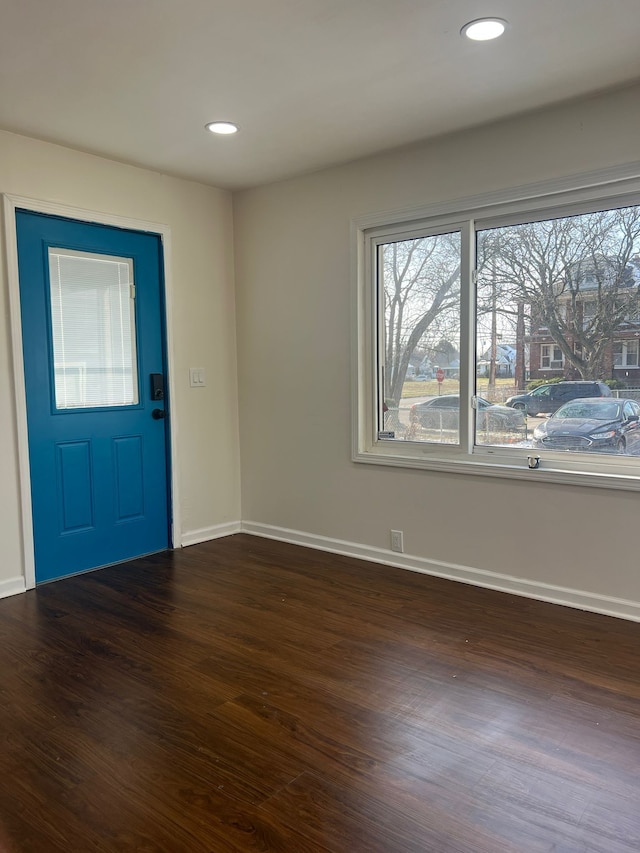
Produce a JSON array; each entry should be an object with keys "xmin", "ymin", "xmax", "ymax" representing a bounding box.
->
[{"xmin": 2, "ymin": 0, "xmax": 639, "ymax": 190}]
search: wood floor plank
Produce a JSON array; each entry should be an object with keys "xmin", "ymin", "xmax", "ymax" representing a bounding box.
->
[{"xmin": 1, "ymin": 533, "xmax": 640, "ymax": 851}]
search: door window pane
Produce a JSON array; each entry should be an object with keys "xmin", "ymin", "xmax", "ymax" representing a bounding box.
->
[
  {"xmin": 378, "ymin": 231, "xmax": 461, "ymax": 444},
  {"xmin": 48, "ymin": 249, "xmax": 138, "ymax": 409}
]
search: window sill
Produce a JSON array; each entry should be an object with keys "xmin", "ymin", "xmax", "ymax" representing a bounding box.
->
[{"xmin": 353, "ymin": 444, "xmax": 640, "ymax": 492}]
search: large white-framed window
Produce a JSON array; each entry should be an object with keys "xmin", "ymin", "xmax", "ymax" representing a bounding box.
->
[{"xmin": 353, "ymin": 162, "xmax": 640, "ymax": 490}]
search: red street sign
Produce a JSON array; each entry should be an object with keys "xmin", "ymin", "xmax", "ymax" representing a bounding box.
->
[{"xmin": 436, "ymin": 368, "xmax": 445, "ymax": 383}]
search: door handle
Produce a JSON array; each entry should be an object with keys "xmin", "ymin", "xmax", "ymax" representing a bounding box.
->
[{"xmin": 152, "ymin": 408, "xmax": 166, "ymax": 420}]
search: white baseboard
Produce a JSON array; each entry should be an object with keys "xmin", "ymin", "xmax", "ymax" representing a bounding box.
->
[
  {"xmin": 241, "ymin": 521, "xmax": 640, "ymax": 623},
  {"xmin": 6, "ymin": 517, "xmax": 638, "ymax": 623},
  {"xmin": 0, "ymin": 576, "xmax": 27, "ymax": 600},
  {"xmin": 181, "ymin": 521, "xmax": 242, "ymax": 548}
]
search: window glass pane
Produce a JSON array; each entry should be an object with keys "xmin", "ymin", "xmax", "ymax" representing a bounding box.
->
[
  {"xmin": 49, "ymin": 249, "xmax": 138, "ymax": 409},
  {"xmin": 378, "ymin": 231, "xmax": 461, "ymax": 444},
  {"xmin": 475, "ymin": 203, "xmax": 640, "ymax": 456},
  {"xmin": 583, "ymin": 301, "xmax": 596, "ymax": 329}
]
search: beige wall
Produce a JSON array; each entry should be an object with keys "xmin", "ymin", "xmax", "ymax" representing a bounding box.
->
[
  {"xmin": 0, "ymin": 130, "xmax": 240, "ymax": 590},
  {"xmin": 234, "ymin": 84, "xmax": 640, "ymax": 609}
]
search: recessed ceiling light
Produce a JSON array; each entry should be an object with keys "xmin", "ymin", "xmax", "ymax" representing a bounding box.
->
[
  {"xmin": 461, "ymin": 18, "xmax": 508, "ymax": 41},
  {"xmin": 205, "ymin": 121, "xmax": 239, "ymax": 135}
]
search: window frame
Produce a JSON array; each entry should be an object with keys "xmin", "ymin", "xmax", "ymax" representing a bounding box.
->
[
  {"xmin": 582, "ymin": 300, "xmax": 597, "ymax": 330},
  {"xmin": 47, "ymin": 248, "xmax": 139, "ymax": 411},
  {"xmin": 613, "ymin": 339, "xmax": 639, "ymax": 368},
  {"xmin": 374, "ymin": 220, "xmax": 468, "ymax": 449},
  {"xmin": 352, "ymin": 160, "xmax": 640, "ymax": 492},
  {"xmin": 540, "ymin": 344, "xmax": 564, "ymax": 371}
]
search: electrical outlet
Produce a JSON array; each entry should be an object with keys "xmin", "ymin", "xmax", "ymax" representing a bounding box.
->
[{"xmin": 390, "ymin": 529, "xmax": 404, "ymax": 553}]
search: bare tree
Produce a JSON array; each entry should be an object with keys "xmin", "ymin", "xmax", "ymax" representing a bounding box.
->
[{"xmin": 478, "ymin": 206, "xmax": 640, "ymax": 379}]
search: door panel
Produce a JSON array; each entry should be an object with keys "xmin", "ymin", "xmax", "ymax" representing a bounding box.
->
[
  {"xmin": 16, "ymin": 210, "xmax": 170, "ymax": 583},
  {"xmin": 57, "ymin": 440, "xmax": 94, "ymax": 532},
  {"xmin": 113, "ymin": 435, "xmax": 145, "ymax": 520}
]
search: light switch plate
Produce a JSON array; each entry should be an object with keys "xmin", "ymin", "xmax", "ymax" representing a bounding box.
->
[{"xmin": 189, "ymin": 367, "xmax": 205, "ymax": 387}]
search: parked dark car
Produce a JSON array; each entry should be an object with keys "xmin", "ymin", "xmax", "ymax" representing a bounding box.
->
[
  {"xmin": 532, "ymin": 398, "xmax": 640, "ymax": 453},
  {"xmin": 410, "ymin": 395, "xmax": 525, "ymax": 432},
  {"xmin": 505, "ymin": 381, "xmax": 611, "ymax": 416}
]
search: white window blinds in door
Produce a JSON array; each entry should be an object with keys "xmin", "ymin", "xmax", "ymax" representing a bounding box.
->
[{"xmin": 48, "ymin": 249, "xmax": 139, "ymax": 409}]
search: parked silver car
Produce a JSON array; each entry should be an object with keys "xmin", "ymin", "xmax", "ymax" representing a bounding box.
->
[{"xmin": 410, "ymin": 395, "xmax": 526, "ymax": 432}]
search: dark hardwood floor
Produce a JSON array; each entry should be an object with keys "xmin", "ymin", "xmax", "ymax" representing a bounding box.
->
[{"xmin": 1, "ymin": 534, "xmax": 639, "ymax": 852}]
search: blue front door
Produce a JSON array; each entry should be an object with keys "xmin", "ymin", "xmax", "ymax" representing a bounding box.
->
[{"xmin": 16, "ymin": 210, "xmax": 170, "ymax": 583}]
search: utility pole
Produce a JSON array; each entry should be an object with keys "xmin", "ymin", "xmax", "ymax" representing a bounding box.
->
[
  {"xmin": 515, "ymin": 300, "xmax": 526, "ymax": 391},
  {"xmin": 489, "ymin": 275, "xmax": 497, "ymax": 390}
]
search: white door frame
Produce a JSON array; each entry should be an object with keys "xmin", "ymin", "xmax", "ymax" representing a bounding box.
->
[{"xmin": 3, "ymin": 193, "xmax": 182, "ymax": 590}]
